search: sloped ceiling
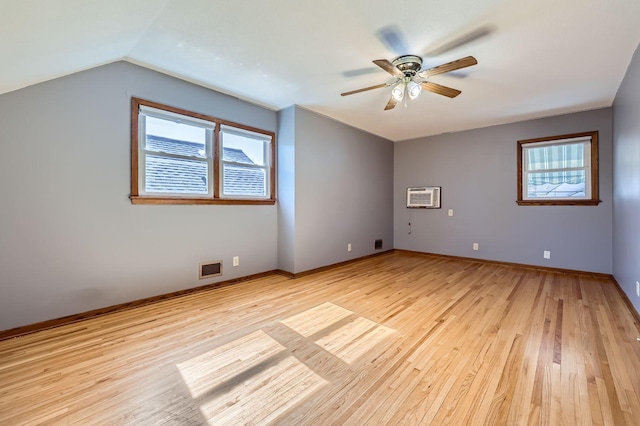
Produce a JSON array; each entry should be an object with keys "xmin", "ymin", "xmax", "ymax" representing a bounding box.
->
[{"xmin": 2, "ymin": 0, "xmax": 640, "ymax": 141}]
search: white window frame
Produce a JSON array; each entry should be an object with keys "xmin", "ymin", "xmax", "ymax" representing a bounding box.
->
[
  {"xmin": 521, "ymin": 136, "xmax": 591, "ymax": 201},
  {"xmin": 138, "ymin": 105, "xmax": 215, "ymax": 197},
  {"xmin": 517, "ymin": 131, "xmax": 599, "ymax": 206},
  {"xmin": 219, "ymin": 124, "xmax": 272, "ymax": 200}
]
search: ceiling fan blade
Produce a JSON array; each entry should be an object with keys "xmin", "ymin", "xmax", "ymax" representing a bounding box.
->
[
  {"xmin": 342, "ymin": 67, "xmax": 380, "ymax": 78},
  {"xmin": 341, "ymin": 83, "xmax": 389, "ymax": 97},
  {"xmin": 419, "ymin": 56, "xmax": 477, "ymax": 78},
  {"xmin": 384, "ymin": 96, "xmax": 397, "ymax": 110},
  {"xmin": 373, "ymin": 59, "xmax": 403, "ymax": 78},
  {"xmin": 420, "ymin": 81, "xmax": 462, "ymax": 98},
  {"xmin": 425, "ymin": 26, "xmax": 494, "ymax": 56},
  {"xmin": 375, "ymin": 25, "xmax": 409, "ymax": 55}
]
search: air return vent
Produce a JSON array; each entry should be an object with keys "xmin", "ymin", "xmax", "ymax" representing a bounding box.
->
[
  {"xmin": 199, "ymin": 261, "xmax": 222, "ymax": 279},
  {"xmin": 375, "ymin": 239, "xmax": 383, "ymax": 250}
]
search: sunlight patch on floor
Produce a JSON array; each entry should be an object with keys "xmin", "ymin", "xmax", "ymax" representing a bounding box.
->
[
  {"xmin": 315, "ymin": 316, "xmax": 396, "ymax": 364},
  {"xmin": 177, "ymin": 302, "xmax": 395, "ymax": 423},
  {"xmin": 279, "ymin": 302, "xmax": 353, "ymax": 337},
  {"xmin": 177, "ymin": 329, "xmax": 286, "ymax": 398},
  {"xmin": 199, "ymin": 354, "xmax": 326, "ymax": 424},
  {"xmin": 177, "ymin": 329, "xmax": 326, "ymax": 424}
]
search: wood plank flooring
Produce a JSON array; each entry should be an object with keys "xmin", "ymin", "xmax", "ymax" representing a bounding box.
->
[{"xmin": 1, "ymin": 251, "xmax": 639, "ymax": 425}]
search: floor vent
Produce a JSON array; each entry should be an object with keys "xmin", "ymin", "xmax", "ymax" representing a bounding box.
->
[
  {"xmin": 374, "ymin": 239, "xmax": 383, "ymax": 250},
  {"xmin": 200, "ymin": 261, "xmax": 222, "ymax": 279}
]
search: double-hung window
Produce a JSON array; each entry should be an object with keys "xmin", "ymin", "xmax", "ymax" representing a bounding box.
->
[
  {"xmin": 138, "ymin": 105, "xmax": 215, "ymax": 197},
  {"xmin": 517, "ymin": 131, "xmax": 599, "ymax": 206},
  {"xmin": 220, "ymin": 125, "xmax": 271, "ymax": 199},
  {"xmin": 130, "ymin": 98, "xmax": 276, "ymax": 205}
]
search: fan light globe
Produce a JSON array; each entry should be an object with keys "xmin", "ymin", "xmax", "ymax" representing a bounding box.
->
[
  {"xmin": 408, "ymin": 81, "xmax": 422, "ymax": 100},
  {"xmin": 391, "ymin": 83, "xmax": 405, "ymax": 101}
]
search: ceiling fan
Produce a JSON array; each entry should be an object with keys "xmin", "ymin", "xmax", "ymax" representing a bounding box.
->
[{"xmin": 341, "ymin": 55, "xmax": 477, "ymax": 110}]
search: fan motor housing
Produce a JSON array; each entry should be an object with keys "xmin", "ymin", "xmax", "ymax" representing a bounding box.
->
[{"xmin": 392, "ymin": 55, "xmax": 423, "ymax": 76}]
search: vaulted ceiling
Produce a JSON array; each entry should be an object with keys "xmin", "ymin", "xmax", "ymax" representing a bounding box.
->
[{"xmin": 3, "ymin": 0, "xmax": 640, "ymax": 141}]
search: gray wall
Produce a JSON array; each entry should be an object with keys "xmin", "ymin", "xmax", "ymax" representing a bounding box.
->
[
  {"xmin": 277, "ymin": 106, "xmax": 296, "ymax": 272},
  {"xmin": 278, "ymin": 107, "xmax": 394, "ymax": 274},
  {"xmin": 0, "ymin": 62, "xmax": 278, "ymax": 330},
  {"xmin": 613, "ymin": 43, "xmax": 640, "ymax": 313},
  {"xmin": 394, "ymin": 108, "xmax": 613, "ymax": 274}
]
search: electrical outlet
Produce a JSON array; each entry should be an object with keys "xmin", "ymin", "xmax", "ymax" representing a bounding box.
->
[
  {"xmin": 543, "ymin": 251, "xmax": 551, "ymax": 259},
  {"xmin": 473, "ymin": 243, "xmax": 479, "ymax": 251},
  {"xmin": 233, "ymin": 256, "xmax": 239, "ymax": 267},
  {"xmin": 347, "ymin": 243, "xmax": 352, "ymax": 252},
  {"xmin": 636, "ymin": 281, "xmax": 639, "ymax": 297},
  {"xmin": 448, "ymin": 209, "xmax": 454, "ymax": 217}
]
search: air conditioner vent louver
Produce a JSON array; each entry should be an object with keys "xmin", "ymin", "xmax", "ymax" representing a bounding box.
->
[{"xmin": 407, "ymin": 187, "xmax": 441, "ymax": 209}]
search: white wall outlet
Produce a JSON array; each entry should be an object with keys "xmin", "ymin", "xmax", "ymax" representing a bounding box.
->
[
  {"xmin": 473, "ymin": 243, "xmax": 479, "ymax": 251},
  {"xmin": 543, "ymin": 251, "xmax": 551, "ymax": 259},
  {"xmin": 232, "ymin": 256, "xmax": 239, "ymax": 267},
  {"xmin": 636, "ymin": 281, "xmax": 639, "ymax": 297},
  {"xmin": 448, "ymin": 209, "xmax": 454, "ymax": 217},
  {"xmin": 347, "ymin": 243, "xmax": 352, "ymax": 252}
]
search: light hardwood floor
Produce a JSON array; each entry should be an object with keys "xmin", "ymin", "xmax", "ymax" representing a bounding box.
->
[{"xmin": 1, "ymin": 252, "xmax": 639, "ymax": 425}]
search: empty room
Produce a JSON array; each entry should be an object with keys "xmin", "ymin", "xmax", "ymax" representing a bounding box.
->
[{"xmin": 1, "ymin": 1, "xmax": 640, "ymax": 424}]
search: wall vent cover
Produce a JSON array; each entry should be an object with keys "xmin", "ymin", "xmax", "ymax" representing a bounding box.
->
[
  {"xmin": 200, "ymin": 261, "xmax": 222, "ymax": 279},
  {"xmin": 375, "ymin": 239, "xmax": 383, "ymax": 250}
]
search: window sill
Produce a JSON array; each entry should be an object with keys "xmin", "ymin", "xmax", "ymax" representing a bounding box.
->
[
  {"xmin": 130, "ymin": 196, "xmax": 276, "ymax": 205},
  {"xmin": 516, "ymin": 199, "xmax": 601, "ymax": 206}
]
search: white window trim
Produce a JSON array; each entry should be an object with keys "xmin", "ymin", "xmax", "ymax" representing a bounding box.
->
[
  {"xmin": 219, "ymin": 125, "xmax": 272, "ymax": 200},
  {"xmin": 521, "ymin": 137, "xmax": 592, "ymax": 201},
  {"xmin": 138, "ymin": 106, "xmax": 215, "ymax": 198}
]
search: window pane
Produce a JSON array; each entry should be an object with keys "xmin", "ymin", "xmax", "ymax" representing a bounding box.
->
[
  {"xmin": 222, "ymin": 132, "xmax": 265, "ymax": 166},
  {"xmin": 527, "ymin": 170, "xmax": 586, "ymax": 198},
  {"xmin": 223, "ymin": 164, "xmax": 266, "ymax": 197},
  {"xmin": 527, "ymin": 142, "xmax": 584, "ymax": 171},
  {"xmin": 145, "ymin": 155, "xmax": 208, "ymax": 194},
  {"xmin": 145, "ymin": 116, "xmax": 207, "ymax": 158}
]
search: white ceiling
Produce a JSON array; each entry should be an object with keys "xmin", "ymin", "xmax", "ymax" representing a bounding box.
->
[{"xmin": 2, "ymin": 0, "xmax": 640, "ymax": 141}]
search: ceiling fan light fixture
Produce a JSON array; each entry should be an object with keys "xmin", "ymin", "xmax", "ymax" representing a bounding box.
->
[
  {"xmin": 408, "ymin": 80, "xmax": 422, "ymax": 100},
  {"xmin": 341, "ymin": 54, "xmax": 477, "ymax": 111},
  {"xmin": 391, "ymin": 82, "xmax": 405, "ymax": 101}
]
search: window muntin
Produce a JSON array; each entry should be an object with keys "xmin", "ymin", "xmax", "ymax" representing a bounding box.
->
[
  {"xmin": 131, "ymin": 98, "xmax": 276, "ymax": 205},
  {"xmin": 220, "ymin": 125, "xmax": 270, "ymax": 199},
  {"xmin": 517, "ymin": 131, "xmax": 599, "ymax": 206}
]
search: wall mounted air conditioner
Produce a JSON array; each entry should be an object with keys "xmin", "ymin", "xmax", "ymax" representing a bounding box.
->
[{"xmin": 407, "ymin": 186, "xmax": 441, "ymax": 209}]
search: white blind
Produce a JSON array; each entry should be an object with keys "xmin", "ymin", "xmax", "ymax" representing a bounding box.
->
[
  {"xmin": 220, "ymin": 124, "xmax": 272, "ymax": 142},
  {"xmin": 139, "ymin": 105, "xmax": 216, "ymax": 129},
  {"xmin": 522, "ymin": 135, "xmax": 591, "ymax": 149}
]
